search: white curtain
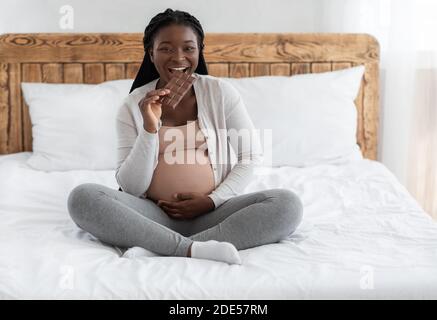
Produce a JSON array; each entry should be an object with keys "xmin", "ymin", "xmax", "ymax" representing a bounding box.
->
[{"xmin": 315, "ymin": 0, "xmax": 437, "ymax": 219}]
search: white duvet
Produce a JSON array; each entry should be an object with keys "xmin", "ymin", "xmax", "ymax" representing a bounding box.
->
[{"xmin": 1, "ymin": 152, "xmax": 436, "ymax": 299}]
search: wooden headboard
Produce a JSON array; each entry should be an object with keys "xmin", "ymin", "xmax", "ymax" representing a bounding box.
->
[{"xmin": 0, "ymin": 33, "xmax": 379, "ymax": 159}]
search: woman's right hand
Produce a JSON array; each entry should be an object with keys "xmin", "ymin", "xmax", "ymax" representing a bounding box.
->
[{"xmin": 138, "ymin": 88, "xmax": 171, "ymax": 133}]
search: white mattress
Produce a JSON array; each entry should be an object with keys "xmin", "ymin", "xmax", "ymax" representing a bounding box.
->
[{"xmin": 1, "ymin": 152, "xmax": 437, "ymax": 299}]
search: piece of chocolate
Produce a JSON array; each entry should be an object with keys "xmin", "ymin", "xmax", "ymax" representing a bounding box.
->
[{"xmin": 158, "ymin": 70, "xmax": 197, "ymax": 109}]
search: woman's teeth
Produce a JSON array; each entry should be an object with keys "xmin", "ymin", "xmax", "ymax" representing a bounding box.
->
[{"xmin": 169, "ymin": 67, "xmax": 189, "ymax": 73}]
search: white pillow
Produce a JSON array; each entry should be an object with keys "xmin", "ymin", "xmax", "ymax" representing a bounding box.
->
[
  {"xmin": 221, "ymin": 65, "xmax": 365, "ymax": 167},
  {"xmin": 21, "ymin": 79, "xmax": 133, "ymax": 171}
]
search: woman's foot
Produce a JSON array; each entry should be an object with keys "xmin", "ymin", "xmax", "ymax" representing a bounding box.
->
[{"xmin": 189, "ymin": 240, "xmax": 242, "ymax": 265}]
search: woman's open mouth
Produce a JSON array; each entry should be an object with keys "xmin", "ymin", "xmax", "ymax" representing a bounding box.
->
[{"xmin": 168, "ymin": 67, "xmax": 190, "ymax": 74}]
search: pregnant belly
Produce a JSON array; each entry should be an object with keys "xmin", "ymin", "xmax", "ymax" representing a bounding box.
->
[{"xmin": 146, "ymin": 150, "xmax": 215, "ymax": 202}]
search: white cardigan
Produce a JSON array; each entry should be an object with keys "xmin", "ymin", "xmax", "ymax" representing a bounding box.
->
[{"xmin": 115, "ymin": 73, "xmax": 263, "ymax": 208}]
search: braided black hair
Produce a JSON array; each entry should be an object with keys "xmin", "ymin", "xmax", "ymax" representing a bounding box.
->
[{"xmin": 129, "ymin": 8, "xmax": 209, "ymax": 93}]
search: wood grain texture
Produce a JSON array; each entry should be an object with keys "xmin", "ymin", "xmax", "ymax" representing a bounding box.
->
[
  {"xmin": 64, "ymin": 63, "xmax": 83, "ymax": 83},
  {"xmin": 0, "ymin": 33, "xmax": 379, "ymax": 63},
  {"xmin": 42, "ymin": 63, "xmax": 63, "ymax": 83},
  {"xmin": 207, "ymin": 63, "xmax": 229, "ymax": 77},
  {"xmin": 204, "ymin": 33, "xmax": 379, "ymax": 63},
  {"xmin": 229, "ymin": 63, "xmax": 249, "ymax": 78},
  {"xmin": 7, "ymin": 63, "xmax": 21, "ymax": 153},
  {"xmin": 250, "ymin": 63, "xmax": 270, "ymax": 76},
  {"xmin": 291, "ymin": 63, "xmax": 310, "ymax": 75},
  {"xmin": 105, "ymin": 63, "xmax": 125, "ymax": 81},
  {"xmin": 270, "ymin": 63, "xmax": 290, "ymax": 76},
  {"xmin": 311, "ymin": 62, "xmax": 332, "ymax": 73},
  {"xmin": 0, "ymin": 33, "xmax": 144, "ymax": 63},
  {"xmin": 84, "ymin": 63, "xmax": 104, "ymax": 84},
  {"xmin": 0, "ymin": 63, "xmax": 8, "ymax": 153},
  {"xmin": 126, "ymin": 63, "xmax": 140, "ymax": 79},
  {"xmin": 0, "ymin": 33, "xmax": 380, "ymax": 159},
  {"xmin": 362, "ymin": 62, "xmax": 379, "ymax": 160},
  {"xmin": 332, "ymin": 62, "xmax": 352, "ymax": 71}
]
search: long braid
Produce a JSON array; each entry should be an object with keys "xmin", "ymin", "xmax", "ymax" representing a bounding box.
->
[{"xmin": 129, "ymin": 9, "xmax": 208, "ymax": 93}]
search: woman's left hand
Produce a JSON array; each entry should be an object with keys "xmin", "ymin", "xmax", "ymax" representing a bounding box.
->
[{"xmin": 157, "ymin": 192, "xmax": 215, "ymax": 220}]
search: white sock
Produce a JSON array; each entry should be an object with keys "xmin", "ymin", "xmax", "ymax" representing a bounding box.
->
[
  {"xmin": 122, "ymin": 246, "xmax": 160, "ymax": 259},
  {"xmin": 190, "ymin": 240, "xmax": 242, "ymax": 265}
]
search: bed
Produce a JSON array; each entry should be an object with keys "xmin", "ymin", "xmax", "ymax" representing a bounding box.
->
[{"xmin": 1, "ymin": 33, "xmax": 437, "ymax": 299}]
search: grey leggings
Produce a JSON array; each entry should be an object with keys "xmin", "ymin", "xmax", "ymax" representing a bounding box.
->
[{"xmin": 67, "ymin": 183, "xmax": 303, "ymax": 257}]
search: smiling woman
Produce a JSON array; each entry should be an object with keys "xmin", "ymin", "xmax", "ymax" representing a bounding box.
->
[
  {"xmin": 67, "ymin": 8, "xmax": 304, "ymax": 265},
  {"xmin": 149, "ymin": 25, "xmax": 199, "ymax": 87},
  {"xmin": 129, "ymin": 9, "xmax": 208, "ymax": 94}
]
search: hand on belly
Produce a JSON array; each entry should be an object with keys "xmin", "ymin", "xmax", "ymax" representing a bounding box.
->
[{"xmin": 156, "ymin": 192, "xmax": 216, "ymax": 220}]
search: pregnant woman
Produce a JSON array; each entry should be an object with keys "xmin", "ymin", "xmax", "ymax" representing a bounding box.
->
[{"xmin": 67, "ymin": 8, "xmax": 303, "ymax": 264}]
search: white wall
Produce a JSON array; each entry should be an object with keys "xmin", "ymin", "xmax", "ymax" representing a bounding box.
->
[
  {"xmin": 0, "ymin": 0, "xmax": 319, "ymax": 33},
  {"xmin": 0, "ymin": 0, "xmax": 408, "ymax": 189}
]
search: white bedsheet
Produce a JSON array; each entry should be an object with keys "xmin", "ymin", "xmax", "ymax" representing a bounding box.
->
[{"xmin": 1, "ymin": 152, "xmax": 436, "ymax": 299}]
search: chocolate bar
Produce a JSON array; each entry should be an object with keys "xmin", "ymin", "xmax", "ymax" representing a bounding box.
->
[{"xmin": 159, "ymin": 70, "xmax": 197, "ymax": 109}]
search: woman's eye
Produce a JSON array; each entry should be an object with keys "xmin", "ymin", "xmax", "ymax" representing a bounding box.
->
[{"xmin": 158, "ymin": 47, "xmax": 195, "ymax": 53}]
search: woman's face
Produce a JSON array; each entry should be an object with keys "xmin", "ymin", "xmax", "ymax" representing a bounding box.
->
[{"xmin": 149, "ymin": 24, "xmax": 200, "ymax": 84}]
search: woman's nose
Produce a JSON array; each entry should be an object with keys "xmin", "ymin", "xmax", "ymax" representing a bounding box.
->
[
  {"xmin": 173, "ymin": 56, "xmax": 186, "ymax": 62},
  {"xmin": 172, "ymin": 49, "xmax": 187, "ymax": 61}
]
